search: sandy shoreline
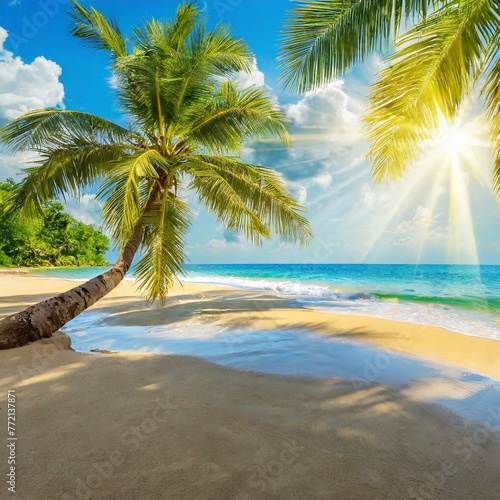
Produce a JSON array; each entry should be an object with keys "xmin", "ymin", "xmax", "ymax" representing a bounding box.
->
[
  {"xmin": 4, "ymin": 274, "xmax": 499, "ymax": 379},
  {"xmin": 1, "ymin": 275, "xmax": 500, "ymax": 498}
]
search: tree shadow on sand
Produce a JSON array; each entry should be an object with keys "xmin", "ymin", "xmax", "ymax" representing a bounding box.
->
[{"xmin": 1, "ymin": 336, "xmax": 499, "ymax": 499}]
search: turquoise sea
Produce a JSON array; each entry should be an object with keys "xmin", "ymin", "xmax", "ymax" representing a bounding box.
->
[{"xmin": 33, "ymin": 263, "xmax": 500, "ymax": 340}]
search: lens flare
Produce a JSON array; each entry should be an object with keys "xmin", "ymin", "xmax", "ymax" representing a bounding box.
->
[{"xmin": 358, "ymin": 110, "xmax": 495, "ymax": 265}]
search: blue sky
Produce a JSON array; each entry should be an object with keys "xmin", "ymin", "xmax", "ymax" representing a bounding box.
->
[{"xmin": 1, "ymin": 0, "xmax": 500, "ymax": 264}]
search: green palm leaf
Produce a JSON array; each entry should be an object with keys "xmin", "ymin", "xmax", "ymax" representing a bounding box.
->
[
  {"xmin": 187, "ymin": 155, "xmax": 312, "ymax": 245},
  {"xmin": 186, "ymin": 82, "xmax": 290, "ymax": 155},
  {"xmin": 0, "ymin": 109, "xmax": 137, "ymax": 153},
  {"xmin": 98, "ymin": 150, "xmax": 171, "ymax": 244},
  {"xmin": 280, "ymin": 0, "xmax": 441, "ymax": 92},
  {"xmin": 365, "ymin": 0, "xmax": 499, "ymax": 181},
  {"xmin": 135, "ymin": 192, "xmax": 192, "ymax": 302},
  {"xmin": 482, "ymin": 53, "xmax": 500, "ymax": 193},
  {"xmin": 69, "ymin": 0, "xmax": 128, "ymax": 57}
]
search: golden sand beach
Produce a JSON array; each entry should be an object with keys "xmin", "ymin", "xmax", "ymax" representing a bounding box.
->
[{"xmin": 0, "ymin": 274, "xmax": 499, "ymax": 499}]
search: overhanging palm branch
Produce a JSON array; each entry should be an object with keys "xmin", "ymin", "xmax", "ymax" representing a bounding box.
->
[
  {"xmin": 279, "ymin": 0, "xmax": 442, "ymax": 92},
  {"xmin": 481, "ymin": 42, "xmax": 500, "ymax": 193},
  {"xmin": 365, "ymin": 0, "xmax": 499, "ymax": 181},
  {"xmin": 280, "ymin": 0, "xmax": 500, "ymax": 189}
]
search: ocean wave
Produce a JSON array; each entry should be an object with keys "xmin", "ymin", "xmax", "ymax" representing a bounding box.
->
[
  {"xmin": 184, "ymin": 274, "xmax": 373, "ymax": 300},
  {"xmin": 185, "ymin": 273, "xmax": 500, "ymax": 341}
]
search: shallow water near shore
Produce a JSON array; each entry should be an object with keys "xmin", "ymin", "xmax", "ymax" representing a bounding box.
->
[
  {"xmin": 62, "ymin": 311, "xmax": 500, "ymax": 431},
  {"xmin": 32, "ymin": 264, "xmax": 500, "ymax": 341}
]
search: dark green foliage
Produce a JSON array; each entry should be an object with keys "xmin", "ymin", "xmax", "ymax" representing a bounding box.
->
[{"xmin": 0, "ymin": 179, "xmax": 109, "ymax": 267}]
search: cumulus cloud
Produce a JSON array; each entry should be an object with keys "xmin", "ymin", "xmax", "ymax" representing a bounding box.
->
[
  {"xmin": 0, "ymin": 27, "xmax": 65, "ymax": 124},
  {"xmin": 361, "ymin": 183, "xmax": 392, "ymax": 211},
  {"xmin": 233, "ymin": 57, "xmax": 265, "ymax": 89},
  {"xmin": 0, "ymin": 149, "xmax": 37, "ymax": 181},
  {"xmin": 286, "ymin": 80, "xmax": 359, "ymax": 129},
  {"xmin": 287, "ymin": 183, "xmax": 307, "ymax": 205},
  {"xmin": 247, "ymin": 79, "xmax": 365, "ymax": 185},
  {"xmin": 312, "ymin": 173, "xmax": 333, "ymax": 190}
]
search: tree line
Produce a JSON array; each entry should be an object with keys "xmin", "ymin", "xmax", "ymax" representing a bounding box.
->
[{"xmin": 0, "ymin": 179, "xmax": 109, "ymax": 268}]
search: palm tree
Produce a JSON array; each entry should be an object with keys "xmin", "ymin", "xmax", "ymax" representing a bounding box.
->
[
  {"xmin": 0, "ymin": 1, "xmax": 311, "ymax": 349},
  {"xmin": 279, "ymin": 0, "xmax": 500, "ymax": 188}
]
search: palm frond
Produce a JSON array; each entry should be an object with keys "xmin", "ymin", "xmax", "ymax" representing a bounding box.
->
[
  {"xmin": 482, "ymin": 43, "xmax": 500, "ymax": 193},
  {"xmin": 6, "ymin": 139, "xmax": 135, "ymax": 220},
  {"xmin": 143, "ymin": 2, "xmax": 199, "ymax": 52},
  {"xmin": 187, "ymin": 155, "xmax": 312, "ymax": 245},
  {"xmin": 98, "ymin": 150, "xmax": 170, "ymax": 245},
  {"xmin": 134, "ymin": 192, "xmax": 192, "ymax": 302},
  {"xmin": 171, "ymin": 23, "xmax": 253, "ymax": 121},
  {"xmin": 0, "ymin": 109, "xmax": 138, "ymax": 153},
  {"xmin": 365, "ymin": 0, "xmax": 499, "ymax": 181},
  {"xmin": 279, "ymin": 0, "xmax": 442, "ymax": 92},
  {"xmin": 0, "ymin": 109, "xmax": 140, "ymax": 219},
  {"xmin": 69, "ymin": 0, "xmax": 128, "ymax": 57},
  {"xmin": 185, "ymin": 82, "xmax": 290, "ymax": 155}
]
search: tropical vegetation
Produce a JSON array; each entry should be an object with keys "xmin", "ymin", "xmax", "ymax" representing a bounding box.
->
[
  {"xmin": 0, "ymin": 179, "xmax": 108, "ymax": 268},
  {"xmin": 280, "ymin": 0, "xmax": 500, "ymax": 189},
  {"xmin": 0, "ymin": 1, "xmax": 311, "ymax": 349}
]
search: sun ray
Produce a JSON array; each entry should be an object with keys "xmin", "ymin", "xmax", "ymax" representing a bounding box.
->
[{"xmin": 359, "ymin": 160, "xmax": 435, "ymax": 262}]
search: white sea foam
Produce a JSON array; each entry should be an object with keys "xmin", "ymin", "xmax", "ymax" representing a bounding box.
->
[
  {"xmin": 184, "ymin": 274, "xmax": 500, "ymax": 341},
  {"xmin": 184, "ymin": 274, "xmax": 362, "ymax": 298}
]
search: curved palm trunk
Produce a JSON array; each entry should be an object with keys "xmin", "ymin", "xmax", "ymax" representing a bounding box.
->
[{"xmin": 0, "ymin": 225, "xmax": 143, "ymax": 350}]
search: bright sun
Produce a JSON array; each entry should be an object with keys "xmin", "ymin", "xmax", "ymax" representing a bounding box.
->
[
  {"xmin": 437, "ymin": 122, "xmax": 468, "ymax": 156},
  {"xmin": 423, "ymin": 115, "xmax": 494, "ymax": 264},
  {"xmin": 354, "ymin": 111, "xmax": 495, "ymax": 265}
]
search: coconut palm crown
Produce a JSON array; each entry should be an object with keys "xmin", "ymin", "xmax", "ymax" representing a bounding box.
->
[{"xmin": 280, "ymin": 0, "xmax": 500, "ymax": 190}]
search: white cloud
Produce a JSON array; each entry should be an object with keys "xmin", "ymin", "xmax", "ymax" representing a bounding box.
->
[
  {"xmin": 207, "ymin": 239, "xmax": 227, "ymax": 252},
  {"xmin": 233, "ymin": 57, "xmax": 265, "ymax": 89},
  {"xmin": 361, "ymin": 183, "xmax": 392, "ymax": 211},
  {"xmin": 312, "ymin": 173, "xmax": 332, "ymax": 190},
  {"xmin": 286, "ymin": 80, "xmax": 360, "ymax": 129},
  {"xmin": 287, "ymin": 183, "xmax": 307, "ymax": 205},
  {"xmin": 108, "ymin": 73, "xmax": 118, "ymax": 89},
  {"xmin": 0, "ymin": 149, "xmax": 37, "ymax": 181},
  {"xmin": 0, "ymin": 26, "xmax": 64, "ymax": 123},
  {"xmin": 397, "ymin": 205, "xmax": 433, "ymax": 233},
  {"xmin": 63, "ymin": 194, "xmax": 103, "ymax": 227},
  {"xmin": 0, "ymin": 28, "xmax": 7, "ymax": 47},
  {"xmin": 251, "ymin": 79, "xmax": 366, "ymax": 184}
]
